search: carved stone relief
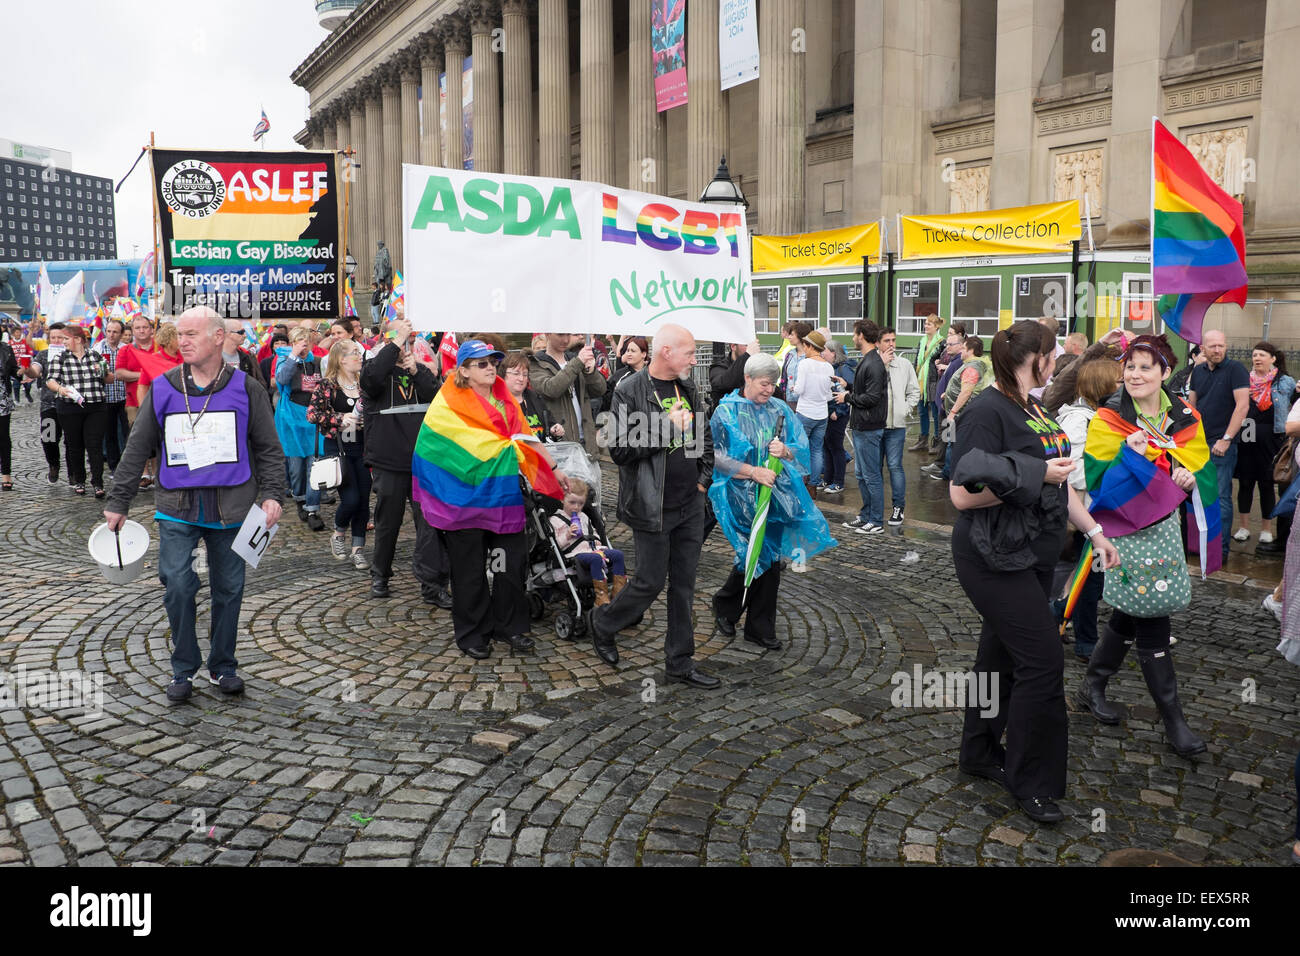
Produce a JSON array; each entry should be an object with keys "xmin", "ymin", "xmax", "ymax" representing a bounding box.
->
[
  {"xmin": 1053, "ymin": 147, "xmax": 1104, "ymax": 214},
  {"xmin": 948, "ymin": 165, "xmax": 990, "ymax": 213},
  {"xmin": 1186, "ymin": 126, "xmax": 1249, "ymax": 200}
]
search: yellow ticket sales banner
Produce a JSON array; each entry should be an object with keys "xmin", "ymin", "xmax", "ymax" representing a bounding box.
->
[
  {"xmin": 899, "ymin": 200, "xmax": 1080, "ymax": 260},
  {"xmin": 753, "ymin": 222, "xmax": 881, "ymax": 273}
]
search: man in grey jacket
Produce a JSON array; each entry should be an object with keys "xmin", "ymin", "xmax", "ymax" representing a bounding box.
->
[
  {"xmin": 529, "ymin": 333, "xmax": 607, "ymax": 454},
  {"xmin": 104, "ymin": 307, "xmax": 285, "ymax": 703}
]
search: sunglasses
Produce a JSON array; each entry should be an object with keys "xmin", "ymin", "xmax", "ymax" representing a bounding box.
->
[{"xmin": 465, "ymin": 358, "xmax": 499, "ymax": 370}]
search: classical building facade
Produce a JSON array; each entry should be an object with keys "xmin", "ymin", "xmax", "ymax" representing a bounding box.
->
[{"xmin": 292, "ymin": 0, "xmax": 1300, "ymax": 336}]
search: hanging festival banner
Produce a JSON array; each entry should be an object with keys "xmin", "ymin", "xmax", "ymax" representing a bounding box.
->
[
  {"xmin": 719, "ymin": 0, "xmax": 760, "ymax": 91},
  {"xmin": 150, "ymin": 148, "xmax": 344, "ymax": 320},
  {"xmin": 653, "ymin": 0, "xmax": 687, "ymax": 112},
  {"xmin": 899, "ymin": 200, "xmax": 1081, "ymax": 259},
  {"xmin": 403, "ymin": 164, "xmax": 753, "ymax": 341},
  {"xmin": 753, "ymin": 223, "xmax": 881, "ymax": 273}
]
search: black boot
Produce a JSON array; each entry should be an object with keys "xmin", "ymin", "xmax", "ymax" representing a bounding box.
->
[
  {"xmin": 1076, "ymin": 623, "xmax": 1130, "ymax": 725},
  {"xmin": 1137, "ymin": 648, "xmax": 1207, "ymax": 757}
]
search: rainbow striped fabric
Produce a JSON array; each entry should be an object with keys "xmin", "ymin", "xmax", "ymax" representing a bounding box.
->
[
  {"xmin": 1152, "ymin": 119, "xmax": 1247, "ymax": 344},
  {"xmin": 1084, "ymin": 404, "xmax": 1221, "ymax": 577},
  {"xmin": 413, "ymin": 377, "xmax": 564, "ymax": 534}
]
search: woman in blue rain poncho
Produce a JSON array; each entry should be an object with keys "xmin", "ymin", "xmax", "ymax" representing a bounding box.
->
[{"xmin": 709, "ymin": 352, "xmax": 837, "ymax": 651}]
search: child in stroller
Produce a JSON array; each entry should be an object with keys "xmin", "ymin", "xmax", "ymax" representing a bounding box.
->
[
  {"xmin": 550, "ymin": 477, "xmax": 627, "ymax": 607},
  {"xmin": 523, "ymin": 442, "xmax": 620, "ymax": 640}
]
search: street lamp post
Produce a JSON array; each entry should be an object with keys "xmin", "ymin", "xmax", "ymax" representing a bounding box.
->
[{"xmin": 697, "ymin": 156, "xmax": 749, "ymax": 363}]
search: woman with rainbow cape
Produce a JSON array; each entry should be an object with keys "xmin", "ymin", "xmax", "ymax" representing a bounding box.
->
[
  {"xmin": 708, "ymin": 352, "xmax": 836, "ymax": 650},
  {"xmin": 1078, "ymin": 334, "xmax": 1217, "ymax": 757},
  {"xmin": 412, "ymin": 340, "xmax": 566, "ymax": 660}
]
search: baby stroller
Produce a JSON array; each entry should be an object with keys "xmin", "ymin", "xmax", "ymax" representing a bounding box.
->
[{"xmin": 522, "ymin": 441, "xmax": 613, "ymax": 640}]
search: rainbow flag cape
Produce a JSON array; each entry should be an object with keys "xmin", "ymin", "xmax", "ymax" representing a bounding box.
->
[
  {"xmin": 1084, "ymin": 404, "xmax": 1220, "ymax": 577},
  {"xmin": 1151, "ymin": 119, "xmax": 1247, "ymax": 344},
  {"xmin": 413, "ymin": 377, "xmax": 563, "ymax": 533}
]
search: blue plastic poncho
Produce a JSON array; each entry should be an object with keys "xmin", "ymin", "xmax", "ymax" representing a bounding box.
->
[{"xmin": 708, "ymin": 391, "xmax": 838, "ymax": 576}]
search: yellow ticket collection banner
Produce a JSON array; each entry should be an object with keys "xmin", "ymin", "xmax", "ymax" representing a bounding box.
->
[
  {"xmin": 900, "ymin": 200, "xmax": 1081, "ymax": 260},
  {"xmin": 753, "ymin": 222, "xmax": 880, "ymax": 273}
]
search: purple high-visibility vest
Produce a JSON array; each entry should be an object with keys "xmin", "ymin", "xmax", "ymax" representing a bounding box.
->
[{"xmin": 153, "ymin": 367, "xmax": 252, "ymax": 490}]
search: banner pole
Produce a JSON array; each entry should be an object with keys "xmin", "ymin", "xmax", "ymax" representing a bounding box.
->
[
  {"xmin": 341, "ymin": 147, "xmax": 351, "ymax": 319},
  {"xmin": 148, "ymin": 131, "xmax": 161, "ymax": 312}
]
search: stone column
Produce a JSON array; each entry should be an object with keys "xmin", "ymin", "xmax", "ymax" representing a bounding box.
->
[
  {"xmin": 1244, "ymin": 1, "xmax": 1300, "ymax": 241},
  {"xmin": 1101, "ymin": 0, "xmax": 1184, "ymax": 244},
  {"xmin": 580, "ymin": 0, "xmax": 614, "ymax": 182},
  {"xmin": 627, "ymin": 0, "xmax": 666, "ymax": 192},
  {"xmin": 471, "ymin": 4, "xmax": 504, "ymax": 172},
  {"xmin": 348, "ymin": 93, "xmax": 369, "ymax": 294},
  {"xmin": 687, "ymin": 0, "xmax": 728, "ymax": 201},
  {"xmin": 382, "ymin": 69, "xmax": 404, "ymax": 271},
  {"xmin": 989, "ymin": 0, "xmax": 1063, "ymax": 210},
  {"xmin": 421, "ymin": 36, "xmax": 444, "ymax": 168},
  {"xmin": 309, "ymin": 119, "xmax": 325, "ymax": 151},
  {"xmin": 444, "ymin": 29, "xmax": 468, "ymax": 169},
  {"xmin": 364, "ymin": 80, "xmax": 385, "ymax": 287},
  {"xmin": 334, "ymin": 107, "xmax": 354, "ymax": 273},
  {"xmin": 503, "ymin": 0, "xmax": 533, "ymax": 175},
  {"xmin": 320, "ymin": 112, "xmax": 337, "ymax": 151},
  {"xmin": 759, "ymin": 0, "xmax": 805, "ymax": 234},
  {"xmin": 538, "ymin": 0, "xmax": 570, "ymax": 177},
  {"xmin": 400, "ymin": 55, "xmax": 422, "ymax": 169}
]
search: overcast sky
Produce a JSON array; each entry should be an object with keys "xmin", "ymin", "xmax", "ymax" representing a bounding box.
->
[{"xmin": 7, "ymin": 0, "xmax": 330, "ymax": 261}]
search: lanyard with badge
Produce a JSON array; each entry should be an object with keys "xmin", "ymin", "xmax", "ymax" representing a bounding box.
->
[{"xmin": 177, "ymin": 365, "xmax": 228, "ymax": 470}]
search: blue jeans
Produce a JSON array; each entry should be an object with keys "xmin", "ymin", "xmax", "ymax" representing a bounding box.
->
[
  {"xmin": 918, "ymin": 395, "xmax": 941, "ymax": 438},
  {"xmin": 824, "ymin": 412, "xmax": 848, "ymax": 486},
  {"xmin": 286, "ymin": 455, "xmax": 322, "ymax": 513},
  {"xmin": 883, "ymin": 427, "xmax": 906, "ymax": 509},
  {"xmin": 1212, "ymin": 443, "xmax": 1238, "ymax": 561},
  {"xmin": 852, "ymin": 428, "xmax": 884, "ymax": 524},
  {"xmin": 157, "ymin": 521, "xmax": 246, "ymax": 680},
  {"xmin": 798, "ymin": 413, "xmax": 828, "ymax": 485}
]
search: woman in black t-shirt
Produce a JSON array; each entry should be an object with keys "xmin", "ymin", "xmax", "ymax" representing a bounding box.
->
[{"xmin": 949, "ymin": 321, "xmax": 1119, "ymax": 825}]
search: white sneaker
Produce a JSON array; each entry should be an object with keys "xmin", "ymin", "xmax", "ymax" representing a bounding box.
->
[
  {"xmin": 330, "ymin": 532, "xmax": 347, "ymax": 559},
  {"xmin": 856, "ymin": 522, "xmax": 884, "ymax": 535},
  {"xmin": 1233, "ymin": 528, "xmax": 1251, "ymax": 542},
  {"xmin": 1259, "ymin": 531, "xmax": 1274, "ymax": 544},
  {"xmin": 1263, "ymin": 593, "xmax": 1283, "ymax": 622}
]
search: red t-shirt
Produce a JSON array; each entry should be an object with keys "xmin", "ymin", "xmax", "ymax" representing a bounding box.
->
[{"xmin": 116, "ymin": 343, "xmax": 155, "ymax": 408}]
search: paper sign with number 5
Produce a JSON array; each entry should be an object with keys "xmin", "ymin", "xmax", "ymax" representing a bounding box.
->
[{"xmin": 232, "ymin": 504, "xmax": 278, "ymax": 568}]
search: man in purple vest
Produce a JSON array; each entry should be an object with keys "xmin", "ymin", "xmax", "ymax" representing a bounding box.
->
[{"xmin": 104, "ymin": 307, "xmax": 285, "ymax": 702}]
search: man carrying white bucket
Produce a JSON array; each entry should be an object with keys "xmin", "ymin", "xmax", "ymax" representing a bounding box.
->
[{"xmin": 104, "ymin": 306, "xmax": 285, "ymax": 702}]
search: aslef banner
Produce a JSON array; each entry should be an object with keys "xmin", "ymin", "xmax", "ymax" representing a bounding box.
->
[
  {"xmin": 150, "ymin": 148, "xmax": 344, "ymax": 319},
  {"xmin": 899, "ymin": 200, "xmax": 1081, "ymax": 259},
  {"xmin": 752, "ymin": 223, "xmax": 881, "ymax": 273},
  {"xmin": 719, "ymin": 0, "xmax": 759, "ymax": 91},
  {"xmin": 402, "ymin": 164, "xmax": 754, "ymax": 341}
]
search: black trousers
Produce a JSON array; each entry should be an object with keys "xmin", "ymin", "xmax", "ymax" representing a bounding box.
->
[
  {"xmin": 954, "ymin": 533, "xmax": 1067, "ymax": 800},
  {"xmin": 1108, "ymin": 610, "xmax": 1171, "ymax": 651},
  {"xmin": 713, "ymin": 562, "xmax": 781, "ymax": 644},
  {"xmin": 59, "ymin": 402, "xmax": 107, "ymax": 487},
  {"xmin": 592, "ymin": 493, "xmax": 705, "ymax": 676},
  {"xmin": 443, "ymin": 528, "xmax": 529, "ymax": 651},
  {"xmin": 102, "ymin": 401, "xmax": 127, "ymax": 470},
  {"xmin": 39, "ymin": 407, "xmax": 62, "ymax": 472},
  {"xmin": 370, "ymin": 466, "xmax": 448, "ymax": 591},
  {"xmin": 0, "ymin": 413, "xmax": 10, "ymax": 475}
]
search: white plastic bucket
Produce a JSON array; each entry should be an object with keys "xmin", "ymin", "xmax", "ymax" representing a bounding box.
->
[{"xmin": 88, "ymin": 520, "xmax": 150, "ymax": 585}]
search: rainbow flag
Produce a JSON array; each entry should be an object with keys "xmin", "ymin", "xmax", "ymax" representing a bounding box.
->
[
  {"xmin": 1151, "ymin": 119, "xmax": 1247, "ymax": 344},
  {"xmin": 1059, "ymin": 541, "xmax": 1094, "ymax": 637},
  {"xmin": 384, "ymin": 269, "xmax": 404, "ymax": 321},
  {"xmin": 1084, "ymin": 404, "xmax": 1221, "ymax": 577},
  {"xmin": 413, "ymin": 377, "xmax": 563, "ymax": 533},
  {"xmin": 343, "ymin": 276, "xmax": 357, "ymax": 318}
]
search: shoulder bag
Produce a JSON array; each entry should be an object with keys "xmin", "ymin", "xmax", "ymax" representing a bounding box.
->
[{"xmin": 1102, "ymin": 514, "xmax": 1191, "ymax": 618}]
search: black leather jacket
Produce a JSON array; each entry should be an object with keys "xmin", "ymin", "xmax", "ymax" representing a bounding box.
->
[
  {"xmin": 602, "ymin": 368, "xmax": 714, "ymax": 533},
  {"xmin": 845, "ymin": 348, "xmax": 887, "ymax": 431},
  {"xmin": 952, "ymin": 448, "xmax": 1065, "ymax": 571}
]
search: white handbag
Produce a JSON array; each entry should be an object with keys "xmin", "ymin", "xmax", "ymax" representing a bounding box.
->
[{"xmin": 308, "ymin": 455, "xmax": 342, "ymax": 490}]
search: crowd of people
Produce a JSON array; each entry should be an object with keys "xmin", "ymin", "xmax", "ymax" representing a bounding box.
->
[{"xmin": 3, "ymin": 304, "xmax": 1297, "ymax": 849}]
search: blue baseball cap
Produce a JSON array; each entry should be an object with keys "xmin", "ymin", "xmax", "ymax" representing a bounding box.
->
[{"xmin": 456, "ymin": 339, "xmax": 505, "ymax": 365}]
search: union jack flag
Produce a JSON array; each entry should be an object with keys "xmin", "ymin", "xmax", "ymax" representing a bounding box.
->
[{"xmin": 252, "ymin": 109, "xmax": 270, "ymax": 142}]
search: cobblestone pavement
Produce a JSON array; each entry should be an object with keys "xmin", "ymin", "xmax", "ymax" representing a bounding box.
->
[{"xmin": 0, "ymin": 398, "xmax": 1296, "ymax": 867}]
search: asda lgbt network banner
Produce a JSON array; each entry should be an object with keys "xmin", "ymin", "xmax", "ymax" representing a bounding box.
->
[
  {"xmin": 150, "ymin": 148, "xmax": 344, "ymax": 319},
  {"xmin": 403, "ymin": 164, "xmax": 754, "ymax": 342}
]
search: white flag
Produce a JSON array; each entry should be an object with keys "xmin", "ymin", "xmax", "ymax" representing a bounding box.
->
[
  {"xmin": 36, "ymin": 262, "xmax": 55, "ymax": 316},
  {"xmin": 50, "ymin": 270, "xmax": 85, "ymax": 325}
]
